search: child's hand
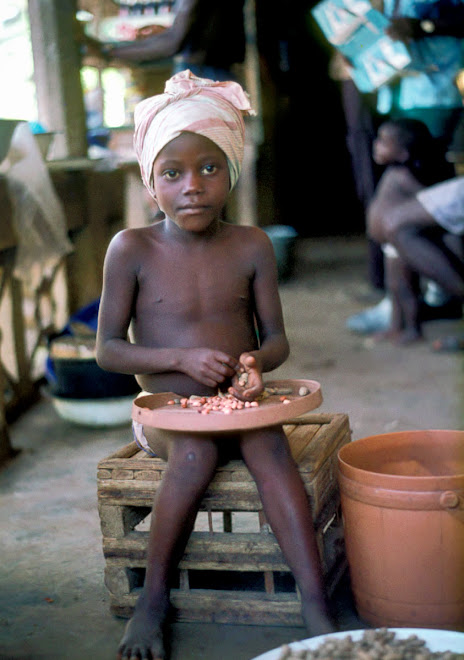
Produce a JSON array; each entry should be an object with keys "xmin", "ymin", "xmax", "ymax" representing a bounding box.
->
[
  {"xmin": 181, "ymin": 348, "xmax": 238, "ymax": 388},
  {"xmin": 386, "ymin": 17, "xmax": 422, "ymax": 43},
  {"xmin": 228, "ymin": 353, "xmax": 264, "ymax": 402}
]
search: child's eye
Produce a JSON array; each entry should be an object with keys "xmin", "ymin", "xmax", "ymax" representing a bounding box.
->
[
  {"xmin": 163, "ymin": 169, "xmax": 179, "ymax": 180},
  {"xmin": 201, "ymin": 164, "xmax": 217, "ymax": 175}
]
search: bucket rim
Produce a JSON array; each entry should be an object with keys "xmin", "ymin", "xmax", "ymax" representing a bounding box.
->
[{"xmin": 338, "ymin": 429, "xmax": 464, "ymax": 489}]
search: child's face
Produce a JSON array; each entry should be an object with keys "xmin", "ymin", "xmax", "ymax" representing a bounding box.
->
[
  {"xmin": 373, "ymin": 124, "xmax": 408, "ymax": 166},
  {"xmin": 152, "ymin": 132, "xmax": 230, "ymax": 232}
]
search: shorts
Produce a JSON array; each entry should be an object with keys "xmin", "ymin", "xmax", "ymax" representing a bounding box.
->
[
  {"xmin": 417, "ymin": 177, "xmax": 464, "ymax": 235},
  {"xmin": 132, "ymin": 420, "xmax": 157, "ymax": 457}
]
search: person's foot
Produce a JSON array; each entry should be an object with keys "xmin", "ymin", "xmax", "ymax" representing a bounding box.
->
[
  {"xmin": 117, "ymin": 593, "xmax": 169, "ymax": 660},
  {"xmin": 394, "ymin": 328, "xmax": 424, "ymax": 345},
  {"xmin": 372, "ymin": 328, "xmax": 400, "ymax": 343},
  {"xmin": 301, "ymin": 598, "xmax": 336, "ymax": 638}
]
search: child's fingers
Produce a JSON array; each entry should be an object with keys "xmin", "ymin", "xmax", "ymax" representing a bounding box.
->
[
  {"xmin": 216, "ymin": 352, "xmax": 238, "ymax": 368},
  {"xmin": 201, "ymin": 355, "xmax": 237, "ymax": 385},
  {"xmin": 215, "ymin": 355, "xmax": 238, "ymax": 378},
  {"xmin": 239, "ymin": 353, "xmax": 256, "ymax": 369},
  {"xmin": 243, "ymin": 384, "xmax": 264, "ymax": 399},
  {"xmin": 228, "ymin": 383, "xmax": 263, "ymax": 402}
]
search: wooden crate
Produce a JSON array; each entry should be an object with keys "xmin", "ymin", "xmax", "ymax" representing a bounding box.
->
[{"xmin": 97, "ymin": 412, "xmax": 351, "ymax": 626}]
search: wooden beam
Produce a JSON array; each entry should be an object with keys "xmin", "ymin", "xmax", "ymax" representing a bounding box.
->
[{"xmin": 28, "ymin": 0, "xmax": 87, "ymax": 158}]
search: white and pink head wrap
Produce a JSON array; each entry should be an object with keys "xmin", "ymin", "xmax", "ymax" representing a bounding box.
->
[{"xmin": 133, "ymin": 69, "xmax": 255, "ymax": 198}]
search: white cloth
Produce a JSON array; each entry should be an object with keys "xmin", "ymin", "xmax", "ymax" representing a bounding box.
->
[
  {"xmin": 1, "ymin": 122, "xmax": 72, "ymax": 288},
  {"xmin": 416, "ymin": 176, "xmax": 464, "ymax": 235}
]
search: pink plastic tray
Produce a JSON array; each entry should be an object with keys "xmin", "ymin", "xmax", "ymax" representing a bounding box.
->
[{"xmin": 132, "ymin": 379, "xmax": 322, "ymax": 433}]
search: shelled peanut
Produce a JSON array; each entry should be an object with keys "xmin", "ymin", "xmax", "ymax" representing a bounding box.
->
[
  {"xmin": 166, "ymin": 392, "xmax": 260, "ymax": 414},
  {"xmin": 164, "ymin": 382, "xmax": 311, "ymax": 414}
]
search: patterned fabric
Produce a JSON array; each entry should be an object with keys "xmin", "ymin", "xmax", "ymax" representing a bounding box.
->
[{"xmin": 133, "ymin": 69, "xmax": 255, "ymax": 198}]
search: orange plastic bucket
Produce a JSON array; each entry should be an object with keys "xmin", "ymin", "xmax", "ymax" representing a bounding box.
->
[{"xmin": 338, "ymin": 430, "xmax": 464, "ymax": 630}]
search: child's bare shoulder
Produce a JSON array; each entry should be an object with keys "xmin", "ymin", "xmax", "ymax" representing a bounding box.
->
[
  {"xmin": 222, "ymin": 224, "xmax": 275, "ymax": 271},
  {"xmin": 104, "ymin": 223, "xmax": 166, "ymax": 276},
  {"xmin": 225, "ymin": 223, "xmax": 272, "ymax": 248},
  {"xmin": 107, "ymin": 222, "xmax": 163, "ymax": 254},
  {"xmin": 386, "ymin": 165, "xmax": 422, "ymax": 194},
  {"xmin": 381, "ymin": 164, "xmax": 411, "ymax": 184}
]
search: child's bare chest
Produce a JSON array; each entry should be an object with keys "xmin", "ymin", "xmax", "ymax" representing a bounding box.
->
[{"xmin": 135, "ymin": 246, "xmax": 252, "ymax": 321}]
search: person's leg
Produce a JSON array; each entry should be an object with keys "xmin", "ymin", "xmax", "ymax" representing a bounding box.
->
[
  {"xmin": 394, "ymin": 224, "xmax": 464, "ymax": 299},
  {"xmin": 239, "ymin": 425, "xmax": 334, "ymax": 637},
  {"xmin": 373, "ymin": 252, "xmax": 403, "ymax": 342},
  {"xmin": 341, "ymin": 80, "xmax": 383, "ymax": 292},
  {"xmin": 381, "ymin": 253, "xmax": 422, "ymax": 344},
  {"xmin": 118, "ymin": 430, "xmax": 220, "ymax": 660},
  {"xmin": 393, "ymin": 258, "xmax": 423, "ymax": 344},
  {"xmin": 367, "ymin": 239, "xmax": 386, "ymax": 292}
]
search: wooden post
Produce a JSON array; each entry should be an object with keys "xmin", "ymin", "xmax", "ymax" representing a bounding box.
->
[
  {"xmin": 0, "ymin": 331, "xmax": 16, "ymax": 464},
  {"xmin": 27, "ymin": 0, "xmax": 88, "ymax": 159}
]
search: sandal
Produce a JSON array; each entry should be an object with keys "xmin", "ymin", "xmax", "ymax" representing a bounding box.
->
[{"xmin": 431, "ymin": 335, "xmax": 464, "ymax": 352}]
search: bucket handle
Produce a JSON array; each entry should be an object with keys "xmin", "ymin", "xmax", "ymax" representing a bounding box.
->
[{"xmin": 440, "ymin": 491, "xmax": 460, "ymax": 509}]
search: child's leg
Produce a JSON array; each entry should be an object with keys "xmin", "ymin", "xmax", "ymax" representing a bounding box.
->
[
  {"xmin": 374, "ymin": 253, "xmax": 403, "ymax": 341},
  {"xmin": 118, "ymin": 431, "xmax": 219, "ymax": 660},
  {"xmin": 379, "ymin": 253, "xmax": 404, "ymax": 339},
  {"xmin": 388, "ymin": 255, "xmax": 422, "ymax": 344},
  {"xmin": 239, "ymin": 426, "xmax": 335, "ymax": 637}
]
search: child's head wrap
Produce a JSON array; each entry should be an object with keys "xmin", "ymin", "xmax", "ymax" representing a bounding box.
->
[{"xmin": 133, "ymin": 69, "xmax": 255, "ymax": 198}]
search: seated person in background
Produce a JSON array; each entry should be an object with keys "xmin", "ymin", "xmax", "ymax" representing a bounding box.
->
[
  {"xmin": 96, "ymin": 70, "xmax": 334, "ymax": 660},
  {"xmin": 371, "ymin": 173, "xmax": 464, "ymax": 350},
  {"xmin": 367, "ymin": 118, "xmax": 455, "ymax": 344}
]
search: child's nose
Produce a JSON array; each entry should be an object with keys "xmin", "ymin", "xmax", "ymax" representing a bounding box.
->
[{"xmin": 183, "ymin": 170, "xmax": 203, "ymax": 193}]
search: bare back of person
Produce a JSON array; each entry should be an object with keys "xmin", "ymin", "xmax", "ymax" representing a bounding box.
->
[{"xmin": 368, "ymin": 165, "xmax": 424, "ymax": 244}]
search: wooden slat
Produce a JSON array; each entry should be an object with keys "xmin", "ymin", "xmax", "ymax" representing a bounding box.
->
[
  {"xmin": 290, "ymin": 414, "xmax": 350, "ymax": 469},
  {"xmin": 103, "ymin": 531, "xmax": 289, "ymax": 572},
  {"xmin": 111, "ymin": 590, "xmax": 305, "ymax": 626},
  {"xmin": 98, "ymin": 479, "xmax": 263, "ymax": 511}
]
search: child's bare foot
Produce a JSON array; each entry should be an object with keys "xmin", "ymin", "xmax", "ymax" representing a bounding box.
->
[
  {"xmin": 301, "ymin": 598, "xmax": 336, "ymax": 638},
  {"xmin": 117, "ymin": 593, "xmax": 169, "ymax": 660},
  {"xmin": 394, "ymin": 328, "xmax": 423, "ymax": 345},
  {"xmin": 372, "ymin": 328, "xmax": 401, "ymax": 343}
]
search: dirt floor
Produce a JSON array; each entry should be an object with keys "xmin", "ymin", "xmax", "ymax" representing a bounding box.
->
[{"xmin": 1, "ymin": 236, "xmax": 463, "ymax": 660}]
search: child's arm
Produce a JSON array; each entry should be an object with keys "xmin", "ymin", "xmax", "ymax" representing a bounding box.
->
[
  {"xmin": 96, "ymin": 230, "xmax": 237, "ymax": 388},
  {"xmin": 102, "ymin": 0, "xmax": 198, "ymax": 63},
  {"xmin": 229, "ymin": 228, "xmax": 290, "ymax": 401}
]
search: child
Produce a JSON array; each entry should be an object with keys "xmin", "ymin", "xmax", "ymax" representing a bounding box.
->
[
  {"xmin": 96, "ymin": 70, "xmax": 334, "ymax": 660},
  {"xmin": 367, "ymin": 118, "xmax": 454, "ymax": 344}
]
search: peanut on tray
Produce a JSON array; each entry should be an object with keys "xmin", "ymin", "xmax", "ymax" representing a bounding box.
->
[{"xmin": 164, "ymin": 384, "xmax": 311, "ymax": 415}]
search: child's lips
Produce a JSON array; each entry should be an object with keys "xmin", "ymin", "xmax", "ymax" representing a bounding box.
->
[
  {"xmin": 179, "ymin": 204, "xmax": 210, "ymax": 214},
  {"xmin": 179, "ymin": 204, "xmax": 210, "ymax": 217}
]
